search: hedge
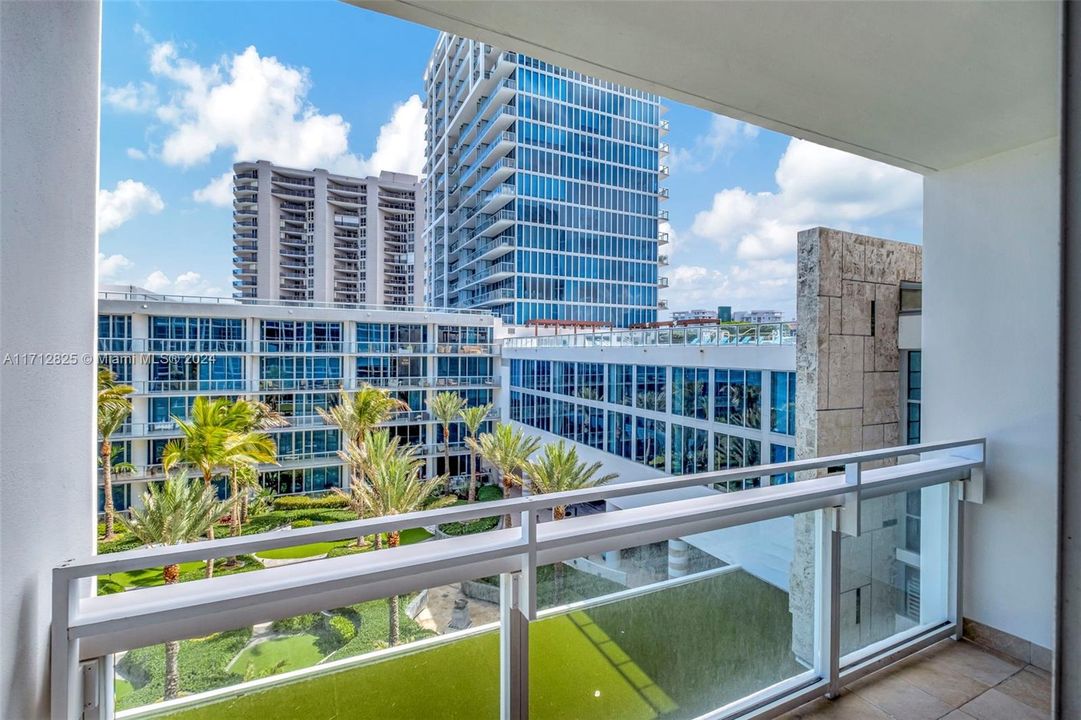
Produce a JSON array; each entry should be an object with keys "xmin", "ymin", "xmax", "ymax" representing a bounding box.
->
[
  {"xmin": 327, "ymin": 615, "xmax": 357, "ymax": 645},
  {"xmin": 270, "ymin": 613, "xmax": 320, "ymax": 634},
  {"xmin": 272, "ymin": 494, "xmax": 348, "ymax": 511}
]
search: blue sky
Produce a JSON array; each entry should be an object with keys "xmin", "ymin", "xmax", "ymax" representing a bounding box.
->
[{"xmin": 98, "ymin": 1, "xmax": 923, "ymax": 317}]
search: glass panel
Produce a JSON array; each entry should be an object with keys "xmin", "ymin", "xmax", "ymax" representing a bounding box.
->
[
  {"xmin": 839, "ymin": 483, "xmax": 950, "ymax": 660},
  {"xmin": 121, "ymin": 573, "xmax": 500, "ymax": 719},
  {"xmin": 531, "ymin": 515, "xmax": 819, "ymax": 719}
]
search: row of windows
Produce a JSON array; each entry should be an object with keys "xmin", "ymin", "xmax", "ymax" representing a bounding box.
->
[
  {"xmin": 151, "ymin": 317, "xmax": 245, "ymax": 341},
  {"xmin": 516, "ymin": 66, "xmax": 660, "ymax": 130},
  {"xmin": 515, "ymin": 225, "xmax": 656, "ymax": 261},
  {"xmin": 509, "ymin": 360, "xmax": 784, "ymax": 434},
  {"xmin": 260, "ymin": 466, "xmax": 342, "ymax": 496},
  {"xmin": 511, "ymin": 391, "xmax": 787, "ymax": 483},
  {"xmin": 516, "ymin": 164, "xmax": 658, "ymax": 218},
  {"xmin": 517, "ymin": 55, "xmax": 658, "ymax": 103},
  {"xmin": 516, "ymin": 277, "xmax": 658, "ymax": 306},
  {"xmin": 518, "ymin": 119, "xmax": 658, "ymax": 171},
  {"xmin": 514, "ymin": 304, "xmax": 656, "ymax": 327},
  {"xmin": 261, "ymin": 321, "xmax": 341, "ymax": 351},
  {"xmin": 275, "ymin": 429, "xmax": 340, "ymax": 460},
  {"xmin": 516, "ymin": 250, "xmax": 657, "ymax": 284}
]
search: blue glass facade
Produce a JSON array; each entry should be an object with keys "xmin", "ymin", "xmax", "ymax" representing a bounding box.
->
[
  {"xmin": 425, "ymin": 39, "xmax": 665, "ymax": 327},
  {"xmin": 509, "ymin": 359, "xmax": 795, "ymax": 481}
]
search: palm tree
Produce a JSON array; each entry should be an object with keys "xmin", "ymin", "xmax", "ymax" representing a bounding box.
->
[
  {"xmin": 340, "ymin": 430, "xmax": 454, "ymax": 645},
  {"xmin": 459, "ymin": 403, "xmax": 493, "ymax": 502},
  {"xmin": 321, "ymin": 387, "xmax": 407, "ymax": 546},
  {"xmin": 467, "ymin": 423, "xmax": 540, "ymax": 528},
  {"xmin": 524, "ymin": 441, "xmax": 617, "ymax": 604},
  {"xmin": 162, "ymin": 397, "xmax": 276, "ymax": 577},
  {"xmin": 120, "ymin": 476, "xmax": 230, "ymax": 701},
  {"xmin": 524, "ymin": 441, "xmax": 618, "ymax": 520},
  {"xmin": 227, "ymin": 399, "xmax": 287, "ymax": 537},
  {"xmin": 334, "ymin": 429, "xmax": 401, "ymax": 549},
  {"xmin": 428, "ymin": 392, "xmax": 466, "ymax": 495},
  {"xmin": 97, "ymin": 367, "xmax": 134, "ymax": 540}
]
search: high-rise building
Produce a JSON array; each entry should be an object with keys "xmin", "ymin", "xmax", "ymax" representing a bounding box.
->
[
  {"xmin": 232, "ymin": 160, "xmax": 424, "ymax": 307},
  {"xmin": 423, "ymin": 35, "xmax": 668, "ymax": 327}
]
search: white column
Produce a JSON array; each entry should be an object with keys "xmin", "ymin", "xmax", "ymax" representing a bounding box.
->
[
  {"xmin": 667, "ymin": 538, "xmax": 690, "ymax": 579},
  {"xmin": 1, "ymin": 2, "xmax": 101, "ymax": 718}
]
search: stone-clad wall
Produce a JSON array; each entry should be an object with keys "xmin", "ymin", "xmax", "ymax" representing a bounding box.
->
[
  {"xmin": 789, "ymin": 227, "xmax": 922, "ymax": 664},
  {"xmin": 795, "ymin": 227, "xmax": 922, "ymax": 463}
]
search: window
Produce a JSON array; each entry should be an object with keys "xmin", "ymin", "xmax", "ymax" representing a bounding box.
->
[
  {"xmin": 673, "ymin": 367, "xmax": 708, "ymax": 419},
  {"xmin": 635, "ymin": 417, "xmax": 665, "ymax": 469},
  {"xmin": 672, "ymin": 424, "xmax": 708, "ymax": 475},
  {"xmin": 770, "ymin": 443, "xmax": 796, "ymax": 484},
  {"xmin": 635, "ymin": 365, "xmax": 665, "ymax": 412},
  {"xmin": 575, "ymin": 362, "xmax": 605, "ymax": 401},
  {"xmin": 608, "ymin": 364, "xmax": 633, "ymax": 406},
  {"xmin": 770, "ymin": 371, "xmax": 797, "ymax": 436},
  {"xmin": 906, "ymin": 351, "xmax": 922, "ymax": 444},
  {"xmin": 607, "ymin": 411, "xmax": 633, "ymax": 459}
]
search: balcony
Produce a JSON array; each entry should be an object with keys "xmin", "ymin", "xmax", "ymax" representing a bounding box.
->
[
  {"xmin": 55, "ymin": 441, "xmax": 987, "ymax": 720},
  {"xmin": 658, "ymin": 276, "xmax": 669, "ymax": 289}
]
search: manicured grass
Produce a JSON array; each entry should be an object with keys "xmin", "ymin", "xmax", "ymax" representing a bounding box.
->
[
  {"xmin": 255, "ymin": 541, "xmax": 351, "ymax": 560},
  {"xmin": 438, "ymin": 484, "xmax": 504, "ymax": 536},
  {"xmin": 114, "ymin": 677, "xmax": 133, "ymax": 702},
  {"xmin": 98, "ymin": 556, "xmax": 263, "ymax": 594},
  {"xmin": 256, "ymin": 527, "xmax": 432, "ymax": 561},
  {"xmin": 138, "ymin": 570, "xmax": 801, "ymax": 720},
  {"xmin": 231, "ymin": 634, "xmax": 324, "ymax": 676}
]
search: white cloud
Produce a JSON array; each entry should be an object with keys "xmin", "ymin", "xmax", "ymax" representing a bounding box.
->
[
  {"xmin": 97, "ymin": 179, "xmax": 165, "ymax": 234},
  {"xmin": 141, "ymin": 39, "xmax": 425, "ymax": 195},
  {"xmin": 690, "ymin": 138, "xmax": 921, "ymax": 262},
  {"xmin": 143, "ymin": 269, "xmax": 222, "ymax": 296},
  {"xmin": 97, "ymin": 253, "xmax": 134, "ymax": 282},
  {"xmin": 669, "ymin": 114, "xmax": 760, "ymax": 172},
  {"xmin": 664, "ymin": 259, "xmax": 797, "ymax": 314},
  {"xmin": 126, "ymin": 147, "xmax": 148, "ymax": 160},
  {"xmin": 192, "ymin": 171, "xmax": 234, "ymax": 207},
  {"xmin": 103, "ymin": 81, "xmax": 159, "ymax": 113}
]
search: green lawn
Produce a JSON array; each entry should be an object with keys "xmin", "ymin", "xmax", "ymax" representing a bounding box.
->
[
  {"xmin": 128, "ymin": 570, "xmax": 801, "ymax": 720},
  {"xmin": 230, "ymin": 634, "xmax": 325, "ymax": 676},
  {"xmin": 255, "ymin": 527, "xmax": 432, "ymax": 561},
  {"xmin": 99, "ymin": 556, "xmax": 263, "ymax": 593}
]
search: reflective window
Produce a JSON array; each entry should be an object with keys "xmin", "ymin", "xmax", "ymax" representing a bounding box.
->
[{"xmin": 673, "ymin": 367, "xmax": 709, "ymax": 420}]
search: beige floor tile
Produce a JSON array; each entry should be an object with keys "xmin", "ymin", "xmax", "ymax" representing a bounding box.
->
[
  {"xmin": 994, "ymin": 668, "xmax": 1051, "ymax": 715},
  {"xmin": 960, "ymin": 688, "xmax": 1048, "ymax": 720},
  {"xmin": 847, "ymin": 671, "xmax": 953, "ymax": 720},
  {"xmin": 924, "ymin": 641, "xmax": 1021, "ymax": 687},
  {"xmin": 781, "ymin": 692, "xmax": 893, "ymax": 719},
  {"xmin": 891, "ymin": 654, "xmax": 991, "ymax": 708}
]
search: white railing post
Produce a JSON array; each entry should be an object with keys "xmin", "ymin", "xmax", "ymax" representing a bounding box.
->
[
  {"xmin": 950, "ymin": 480, "xmax": 966, "ymax": 641},
  {"xmin": 815, "ymin": 508, "xmax": 843, "ymax": 699},
  {"xmin": 500, "ymin": 508, "xmax": 536, "ymax": 720},
  {"xmin": 839, "ymin": 461, "xmax": 862, "ymax": 537}
]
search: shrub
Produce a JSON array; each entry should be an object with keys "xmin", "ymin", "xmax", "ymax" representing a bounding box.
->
[
  {"xmin": 326, "ymin": 545, "xmax": 365, "ymax": 559},
  {"xmin": 326, "ymin": 615, "xmax": 356, "ymax": 645},
  {"xmin": 439, "ymin": 515, "xmax": 499, "ymax": 536},
  {"xmin": 272, "ymin": 494, "xmax": 348, "ymax": 511},
  {"xmin": 271, "ymin": 613, "xmax": 320, "ymax": 634},
  {"xmin": 291, "ymin": 519, "xmax": 314, "ymax": 528}
]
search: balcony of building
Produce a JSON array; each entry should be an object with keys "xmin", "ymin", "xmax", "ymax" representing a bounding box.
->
[{"xmin": 3, "ymin": 2, "xmax": 1074, "ymax": 720}]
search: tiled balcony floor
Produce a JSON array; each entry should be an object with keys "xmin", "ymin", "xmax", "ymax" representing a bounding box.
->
[{"xmin": 780, "ymin": 639, "xmax": 1050, "ymax": 720}]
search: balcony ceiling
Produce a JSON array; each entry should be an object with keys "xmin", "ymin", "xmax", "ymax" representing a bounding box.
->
[{"xmin": 352, "ymin": 0, "xmax": 1058, "ymax": 173}]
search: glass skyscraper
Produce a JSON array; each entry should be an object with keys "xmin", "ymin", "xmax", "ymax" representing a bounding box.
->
[{"xmin": 423, "ymin": 34, "xmax": 669, "ymax": 327}]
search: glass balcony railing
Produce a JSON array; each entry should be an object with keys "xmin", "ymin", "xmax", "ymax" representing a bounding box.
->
[
  {"xmin": 58, "ymin": 439, "xmax": 984, "ymax": 720},
  {"xmin": 502, "ymin": 322, "xmax": 798, "ymax": 350}
]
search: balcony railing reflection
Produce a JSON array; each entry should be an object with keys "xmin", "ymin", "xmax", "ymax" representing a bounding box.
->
[{"xmin": 502, "ymin": 322, "xmax": 798, "ymax": 350}]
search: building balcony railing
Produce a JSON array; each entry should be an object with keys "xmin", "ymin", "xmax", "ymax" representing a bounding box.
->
[
  {"xmin": 658, "ymin": 276, "xmax": 669, "ymax": 288},
  {"xmin": 502, "ymin": 321, "xmax": 799, "ymax": 350},
  {"xmin": 98, "ymin": 290, "xmax": 495, "ymax": 316},
  {"xmin": 58, "ymin": 439, "xmax": 985, "ymax": 720}
]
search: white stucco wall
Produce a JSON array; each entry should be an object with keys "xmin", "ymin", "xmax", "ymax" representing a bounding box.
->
[
  {"xmin": 923, "ymin": 137, "xmax": 1059, "ymax": 649},
  {"xmin": 1, "ymin": 2, "xmax": 101, "ymax": 718}
]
